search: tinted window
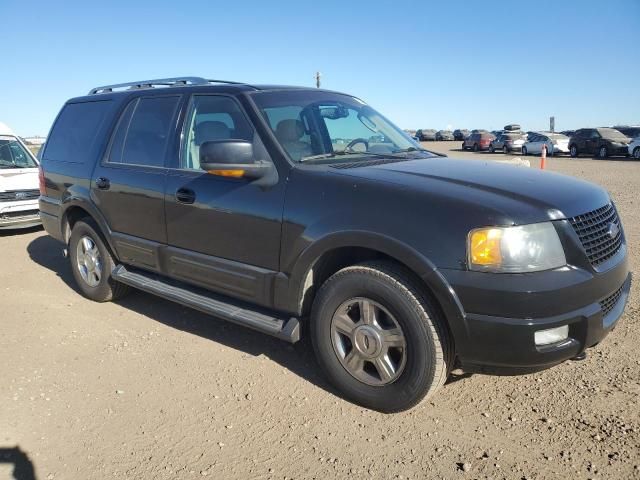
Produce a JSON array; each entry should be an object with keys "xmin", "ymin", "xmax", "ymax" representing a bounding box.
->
[
  {"xmin": 182, "ymin": 95, "xmax": 255, "ymax": 169},
  {"xmin": 43, "ymin": 101, "xmax": 112, "ymax": 163},
  {"xmin": 109, "ymin": 96, "xmax": 180, "ymax": 167}
]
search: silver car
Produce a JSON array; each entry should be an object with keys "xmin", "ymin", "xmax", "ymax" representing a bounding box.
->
[{"xmin": 522, "ymin": 132, "xmax": 570, "ymax": 156}]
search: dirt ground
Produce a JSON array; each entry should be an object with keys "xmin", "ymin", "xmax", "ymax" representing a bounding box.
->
[{"xmin": 1, "ymin": 142, "xmax": 638, "ymax": 480}]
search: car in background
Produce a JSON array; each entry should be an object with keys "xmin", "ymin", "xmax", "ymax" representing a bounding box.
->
[
  {"xmin": 415, "ymin": 129, "xmax": 437, "ymax": 141},
  {"xmin": 0, "ymin": 122, "xmax": 41, "ymax": 229},
  {"xmin": 462, "ymin": 132, "xmax": 495, "ymax": 151},
  {"xmin": 503, "ymin": 124, "xmax": 521, "ymax": 132},
  {"xmin": 614, "ymin": 126, "xmax": 640, "ymax": 140},
  {"xmin": 489, "ymin": 132, "xmax": 527, "ymax": 153},
  {"xmin": 569, "ymin": 128, "xmax": 631, "ymax": 158},
  {"xmin": 453, "ymin": 129, "xmax": 470, "ymax": 141},
  {"xmin": 560, "ymin": 130, "xmax": 576, "ymax": 138},
  {"xmin": 628, "ymin": 137, "xmax": 640, "ymax": 159},
  {"xmin": 522, "ymin": 132, "xmax": 570, "ymax": 156},
  {"xmin": 436, "ymin": 130, "xmax": 454, "ymax": 141},
  {"xmin": 471, "ymin": 129, "xmax": 489, "ymax": 134}
]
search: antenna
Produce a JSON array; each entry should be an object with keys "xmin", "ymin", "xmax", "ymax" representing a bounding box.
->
[{"xmin": 315, "ymin": 71, "xmax": 322, "ymax": 88}]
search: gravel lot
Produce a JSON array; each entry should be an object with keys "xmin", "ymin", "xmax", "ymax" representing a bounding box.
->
[{"xmin": 1, "ymin": 142, "xmax": 638, "ymax": 480}]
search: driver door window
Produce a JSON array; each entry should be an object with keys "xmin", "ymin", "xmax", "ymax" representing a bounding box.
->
[{"xmin": 182, "ymin": 95, "xmax": 255, "ymax": 170}]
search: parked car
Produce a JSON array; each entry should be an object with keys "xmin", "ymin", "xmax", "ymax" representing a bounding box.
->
[
  {"xmin": 462, "ymin": 132, "xmax": 495, "ymax": 151},
  {"xmin": 560, "ymin": 130, "xmax": 576, "ymax": 138},
  {"xmin": 522, "ymin": 132, "xmax": 570, "ymax": 156},
  {"xmin": 453, "ymin": 129, "xmax": 470, "ymax": 141},
  {"xmin": 489, "ymin": 132, "xmax": 527, "ymax": 153},
  {"xmin": 569, "ymin": 128, "xmax": 631, "ymax": 158},
  {"xmin": 628, "ymin": 137, "xmax": 640, "ymax": 159},
  {"xmin": 39, "ymin": 77, "xmax": 630, "ymax": 412},
  {"xmin": 613, "ymin": 126, "xmax": 640, "ymax": 140},
  {"xmin": 416, "ymin": 129, "xmax": 437, "ymax": 141},
  {"xmin": 436, "ymin": 130, "xmax": 454, "ymax": 141},
  {"xmin": 0, "ymin": 122, "xmax": 41, "ymax": 229}
]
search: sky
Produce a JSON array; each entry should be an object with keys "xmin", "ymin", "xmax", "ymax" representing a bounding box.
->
[{"xmin": 2, "ymin": 0, "xmax": 639, "ymax": 137}]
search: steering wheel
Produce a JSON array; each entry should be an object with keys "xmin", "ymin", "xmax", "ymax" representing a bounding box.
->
[{"xmin": 345, "ymin": 138, "xmax": 369, "ymax": 152}]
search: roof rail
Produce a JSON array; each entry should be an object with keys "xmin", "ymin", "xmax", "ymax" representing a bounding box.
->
[{"xmin": 88, "ymin": 77, "xmax": 249, "ymax": 95}]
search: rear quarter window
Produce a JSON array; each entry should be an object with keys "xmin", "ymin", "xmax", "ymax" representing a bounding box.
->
[{"xmin": 42, "ymin": 100, "xmax": 112, "ymax": 163}]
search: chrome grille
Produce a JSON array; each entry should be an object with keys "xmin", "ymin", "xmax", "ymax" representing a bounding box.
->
[
  {"xmin": 0, "ymin": 189, "xmax": 40, "ymax": 202},
  {"xmin": 600, "ymin": 285, "xmax": 623, "ymax": 318},
  {"xmin": 568, "ymin": 204, "xmax": 623, "ymax": 267}
]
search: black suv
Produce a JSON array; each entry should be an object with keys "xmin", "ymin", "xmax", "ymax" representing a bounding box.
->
[
  {"xmin": 39, "ymin": 77, "xmax": 631, "ymax": 412},
  {"xmin": 569, "ymin": 128, "xmax": 631, "ymax": 158}
]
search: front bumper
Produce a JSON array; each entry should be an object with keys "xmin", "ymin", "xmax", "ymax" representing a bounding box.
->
[
  {"xmin": 0, "ymin": 201, "xmax": 41, "ymax": 229},
  {"xmin": 440, "ymin": 250, "xmax": 631, "ymax": 373}
]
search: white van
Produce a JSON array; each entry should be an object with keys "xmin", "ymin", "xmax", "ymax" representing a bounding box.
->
[{"xmin": 0, "ymin": 122, "xmax": 41, "ymax": 229}]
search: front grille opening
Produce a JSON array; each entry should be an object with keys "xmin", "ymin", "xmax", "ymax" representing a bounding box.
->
[
  {"xmin": 600, "ymin": 285, "xmax": 623, "ymax": 318},
  {"xmin": 568, "ymin": 204, "xmax": 623, "ymax": 267},
  {"xmin": 0, "ymin": 209, "xmax": 39, "ymax": 219},
  {"xmin": 0, "ymin": 189, "xmax": 40, "ymax": 202}
]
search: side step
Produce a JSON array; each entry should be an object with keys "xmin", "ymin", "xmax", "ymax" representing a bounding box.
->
[{"xmin": 112, "ymin": 265, "xmax": 300, "ymax": 343}]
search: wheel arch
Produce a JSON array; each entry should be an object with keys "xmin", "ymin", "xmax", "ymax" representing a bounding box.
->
[
  {"xmin": 60, "ymin": 199, "xmax": 118, "ymax": 259},
  {"xmin": 279, "ymin": 231, "xmax": 466, "ymax": 346}
]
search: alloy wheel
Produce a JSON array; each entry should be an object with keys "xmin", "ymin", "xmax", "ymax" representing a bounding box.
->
[
  {"xmin": 76, "ymin": 235, "xmax": 102, "ymax": 287},
  {"xmin": 330, "ymin": 297, "xmax": 407, "ymax": 386}
]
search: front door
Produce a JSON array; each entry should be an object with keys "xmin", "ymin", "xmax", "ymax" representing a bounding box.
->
[
  {"xmin": 164, "ymin": 94, "xmax": 286, "ymax": 306},
  {"xmin": 91, "ymin": 94, "xmax": 181, "ymax": 271}
]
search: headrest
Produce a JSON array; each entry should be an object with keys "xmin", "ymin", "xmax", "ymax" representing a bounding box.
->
[
  {"xmin": 275, "ymin": 119, "xmax": 304, "ymax": 142},
  {"xmin": 195, "ymin": 121, "xmax": 231, "ymax": 144}
]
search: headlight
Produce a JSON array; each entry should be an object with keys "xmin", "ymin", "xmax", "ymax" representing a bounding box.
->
[{"xmin": 467, "ymin": 222, "xmax": 566, "ymax": 273}]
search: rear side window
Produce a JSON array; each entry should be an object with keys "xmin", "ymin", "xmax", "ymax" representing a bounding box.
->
[
  {"xmin": 107, "ymin": 96, "xmax": 180, "ymax": 167},
  {"xmin": 43, "ymin": 101, "xmax": 112, "ymax": 163}
]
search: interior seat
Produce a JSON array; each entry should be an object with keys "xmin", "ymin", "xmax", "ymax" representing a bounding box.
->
[
  {"xmin": 275, "ymin": 119, "xmax": 311, "ymax": 161},
  {"xmin": 189, "ymin": 121, "xmax": 232, "ymax": 168}
]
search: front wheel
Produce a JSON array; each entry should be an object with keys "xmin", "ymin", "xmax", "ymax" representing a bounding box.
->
[
  {"xmin": 310, "ymin": 261, "xmax": 452, "ymax": 412},
  {"xmin": 598, "ymin": 146, "xmax": 608, "ymax": 159},
  {"xmin": 633, "ymin": 147, "xmax": 640, "ymax": 160},
  {"xmin": 521, "ymin": 146, "xmax": 528, "ymax": 156},
  {"xmin": 69, "ymin": 219, "xmax": 130, "ymax": 302},
  {"xmin": 570, "ymin": 145, "xmax": 578, "ymax": 157},
  {"xmin": 473, "ymin": 143, "xmax": 479, "ymax": 152}
]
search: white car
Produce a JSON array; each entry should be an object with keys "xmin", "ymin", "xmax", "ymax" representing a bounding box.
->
[
  {"xmin": 522, "ymin": 132, "xmax": 570, "ymax": 156},
  {"xmin": 628, "ymin": 137, "xmax": 640, "ymax": 159},
  {"xmin": 0, "ymin": 122, "xmax": 41, "ymax": 229}
]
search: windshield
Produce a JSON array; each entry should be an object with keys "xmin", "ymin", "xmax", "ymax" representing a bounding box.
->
[
  {"xmin": 597, "ymin": 128, "xmax": 629, "ymax": 141},
  {"xmin": 0, "ymin": 136, "xmax": 38, "ymax": 169},
  {"xmin": 251, "ymin": 90, "xmax": 429, "ymax": 163}
]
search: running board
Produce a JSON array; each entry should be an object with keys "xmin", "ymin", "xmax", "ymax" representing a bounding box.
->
[{"xmin": 112, "ymin": 265, "xmax": 300, "ymax": 343}]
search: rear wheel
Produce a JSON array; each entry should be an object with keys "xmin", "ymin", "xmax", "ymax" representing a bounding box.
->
[
  {"xmin": 521, "ymin": 146, "xmax": 528, "ymax": 156},
  {"xmin": 570, "ymin": 145, "xmax": 578, "ymax": 157},
  {"xmin": 473, "ymin": 143, "xmax": 479, "ymax": 152},
  {"xmin": 310, "ymin": 261, "xmax": 451, "ymax": 413},
  {"xmin": 633, "ymin": 147, "xmax": 640, "ymax": 159},
  {"xmin": 69, "ymin": 219, "xmax": 130, "ymax": 302},
  {"xmin": 489, "ymin": 144, "xmax": 495, "ymax": 153},
  {"xmin": 598, "ymin": 146, "xmax": 608, "ymax": 159}
]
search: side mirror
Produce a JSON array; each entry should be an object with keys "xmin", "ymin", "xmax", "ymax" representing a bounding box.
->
[{"xmin": 200, "ymin": 140, "xmax": 269, "ymax": 180}]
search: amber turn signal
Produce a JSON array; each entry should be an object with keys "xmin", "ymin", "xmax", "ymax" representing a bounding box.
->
[{"xmin": 207, "ymin": 169, "xmax": 245, "ymax": 178}]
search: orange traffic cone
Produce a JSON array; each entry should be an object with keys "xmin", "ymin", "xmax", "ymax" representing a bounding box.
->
[{"xmin": 541, "ymin": 144, "xmax": 547, "ymax": 170}]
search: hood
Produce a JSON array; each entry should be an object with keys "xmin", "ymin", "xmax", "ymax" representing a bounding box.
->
[
  {"xmin": 331, "ymin": 157, "xmax": 610, "ymax": 224},
  {"xmin": 0, "ymin": 168, "xmax": 39, "ymax": 191}
]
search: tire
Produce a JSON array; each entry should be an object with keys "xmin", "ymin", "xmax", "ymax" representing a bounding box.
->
[
  {"xmin": 504, "ymin": 145, "xmax": 510, "ymax": 154},
  {"xmin": 69, "ymin": 218, "xmax": 130, "ymax": 302},
  {"xmin": 598, "ymin": 146, "xmax": 608, "ymax": 159},
  {"xmin": 547, "ymin": 145, "xmax": 554, "ymax": 157},
  {"xmin": 310, "ymin": 261, "xmax": 452, "ymax": 413},
  {"xmin": 473, "ymin": 143, "xmax": 479, "ymax": 152},
  {"xmin": 489, "ymin": 144, "xmax": 495, "ymax": 153},
  {"xmin": 570, "ymin": 145, "xmax": 578, "ymax": 158},
  {"xmin": 521, "ymin": 146, "xmax": 528, "ymax": 156},
  {"xmin": 461, "ymin": 142, "xmax": 466, "ymax": 151},
  {"xmin": 633, "ymin": 147, "xmax": 640, "ymax": 160}
]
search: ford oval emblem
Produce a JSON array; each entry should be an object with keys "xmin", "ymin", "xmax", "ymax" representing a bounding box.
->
[{"xmin": 607, "ymin": 222, "xmax": 620, "ymax": 239}]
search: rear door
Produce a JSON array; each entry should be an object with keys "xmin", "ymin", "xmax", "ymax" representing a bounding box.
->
[
  {"xmin": 91, "ymin": 94, "xmax": 181, "ymax": 272},
  {"xmin": 585, "ymin": 129, "xmax": 600, "ymax": 155}
]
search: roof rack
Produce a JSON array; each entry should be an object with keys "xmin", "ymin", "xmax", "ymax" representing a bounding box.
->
[{"xmin": 88, "ymin": 77, "xmax": 247, "ymax": 95}]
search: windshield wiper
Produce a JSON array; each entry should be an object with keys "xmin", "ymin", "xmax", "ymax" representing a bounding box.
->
[
  {"xmin": 392, "ymin": 147, "xmax": 447, "ymax": 157},
  {"xmin": 300, "ymin": 150, "xmax": 399, "ymax": 162}
]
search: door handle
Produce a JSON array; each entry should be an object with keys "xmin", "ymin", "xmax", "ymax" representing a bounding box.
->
[
  {"xmin": 95, "ymin": 177, "xmax": 110, "ymax": 190},
  {"xmin": 175, "ymin": 187, "xmax": 196, "ymax": 204}
]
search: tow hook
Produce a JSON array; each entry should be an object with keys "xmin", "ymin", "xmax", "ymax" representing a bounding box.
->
[{"xmin": 571, "ymin": 351, "xmax": 587, "ymax": 361}]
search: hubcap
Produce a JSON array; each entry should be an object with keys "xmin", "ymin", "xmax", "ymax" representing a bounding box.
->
[
  {"xmin": 330, "ymin": 298, "xmax": 407, "ymax": 386},
  {"xmin": 600, "ymin": 147, "xmax": 606, "ymax": 157},
  {"xmin": 76, "ymin": 236, "xmax": 102, "ymax": 287}
]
